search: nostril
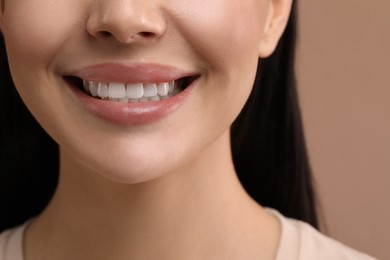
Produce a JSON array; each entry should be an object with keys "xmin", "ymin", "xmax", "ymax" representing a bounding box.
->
[
  {"xmin": 94, "ymin": 31, "xmax": 156, "ymax": 42},
  {"xmin": 98, "ymin": 31, "xmax": 112, "ymax": 38},
  {"xmin": 139, "ymin": 32, "xmax": 155, "ymax": 38}
]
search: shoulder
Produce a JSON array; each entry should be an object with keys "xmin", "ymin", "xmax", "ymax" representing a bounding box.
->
[
  {"xmin": 0, "ymin": 223, "xmax": 27, "ymax": 260},
  {"xmin": 267, "ymin": 209, "xmax": 377, "ymax": 260}
]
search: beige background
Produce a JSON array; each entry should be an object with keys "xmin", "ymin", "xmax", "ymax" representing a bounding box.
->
[{"xmin": 297, "ymin": 1, "xmax": 389, "ymax": 259}]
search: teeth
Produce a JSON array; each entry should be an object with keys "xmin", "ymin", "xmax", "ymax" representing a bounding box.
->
[
  {"xmin": 143, "ymin": 83, "xmax": 158, "ymax": 97},
  {"xmin": 139, "ymin": 97, "xmax": 150, "ymax": 102},
  {"xmin": 108, "ymin": 83, "xmax": 126, "ymax": 98},
  {"xmin": 84, "ymin": 80, "xmax": 181, "ymax": 103},
  {"xmin": 157, "ymin": 82, "xmax": 169, "ymax": 96},
  {"xmin": 83, "ymin": 80, "xmax": 90, "ymax": 94},
  {"xmin": 89, "ymin": 81, "xmax": 99, "ymax": 97},
  {"xmin": 126, "ymin": 83, "xmax": 144, "ymax": 99},
  {"xmin": 97, "ymin": 83, "xmax": 109, "ymax": 98},
  {"xmin": 150, "ymin": 96, "xmax": 160, "ymax": 101},
  {"xmin": 168, "ymin": 81, "xmax": 175, "ymax": 95}
]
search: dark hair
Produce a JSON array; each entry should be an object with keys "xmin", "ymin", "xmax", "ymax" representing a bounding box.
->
[
  {"xmin": 0, "ymin": 0, "xmax": 318, "ymax": 232},
  {"xmin": 232, "ymin": 1, "xmax": 318, "ymax": 227},
  {"xmin": 0, "ymin": 35, "xmax": 59, "ymax": 231}
]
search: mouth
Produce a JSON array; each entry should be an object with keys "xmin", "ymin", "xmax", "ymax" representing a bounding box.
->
[{"xmin": 64, "ymin": 76, "xmax": 198, "ymax": 103}]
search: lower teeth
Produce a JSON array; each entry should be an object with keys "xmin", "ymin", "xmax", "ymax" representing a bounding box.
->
[{"xmin": 95, "ymin": 95, "xmax": 173, "ymax": 103}]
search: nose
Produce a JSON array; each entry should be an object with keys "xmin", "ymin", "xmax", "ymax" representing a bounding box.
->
[{"xmin": 86, "ymin": 0, "xmax": 167, "ymax": 44}]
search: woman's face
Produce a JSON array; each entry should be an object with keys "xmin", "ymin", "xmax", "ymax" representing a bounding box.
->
[{"xmin": 0, "ymin": 0, "xmax": 290, "ymax": 183}]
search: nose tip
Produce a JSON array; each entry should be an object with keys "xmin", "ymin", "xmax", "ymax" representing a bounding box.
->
[{"xmin": 87, "ymin": 3, "xmax": 166, "ymax": 44}]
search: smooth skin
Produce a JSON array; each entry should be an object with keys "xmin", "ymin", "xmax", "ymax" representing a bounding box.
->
[{"xmin": 1, "ymin": 0, "xmax": 292, "ymax": 259}]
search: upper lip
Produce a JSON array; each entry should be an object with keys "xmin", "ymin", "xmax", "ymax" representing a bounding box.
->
[{"xmin": 68, "ymin": 62, "xmax": 197, "ymax": 83}]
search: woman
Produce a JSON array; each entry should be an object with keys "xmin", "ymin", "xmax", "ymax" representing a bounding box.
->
[{"xmin": 0, "ymin": 0, "xmax": 375, "ymax": 259}]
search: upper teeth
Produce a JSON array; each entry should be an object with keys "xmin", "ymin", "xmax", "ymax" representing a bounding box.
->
[{"xmin": 83, "ymin": 80, "xmax": 178, "ymax": 102}]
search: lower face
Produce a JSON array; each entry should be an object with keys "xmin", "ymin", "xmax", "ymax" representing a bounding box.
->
[{"xmin": 1, "ymin": 0, "xmax": 269, "ymax": 183}]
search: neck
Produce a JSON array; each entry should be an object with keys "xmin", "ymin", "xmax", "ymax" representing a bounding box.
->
[{"xmin": 25, "ymin": 131, "xmax": 280, "ymax": 259}]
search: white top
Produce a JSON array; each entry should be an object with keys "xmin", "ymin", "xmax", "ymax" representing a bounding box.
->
[
  {"xmin": 269, "ymin": 210, "xmax": 376, "ymax": 259},
  {"xmin": 0, "ymin": 210, "xmax": 376, "ymax": 260}
]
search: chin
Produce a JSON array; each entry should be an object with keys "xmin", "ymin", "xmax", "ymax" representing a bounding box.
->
[
  {"xmin": 100, "ymin": 168, "xmax": 165, "ymax": 185},
  {"xmin": 72, "ymin": 152, "xmax": 173, "ymax": 185}
]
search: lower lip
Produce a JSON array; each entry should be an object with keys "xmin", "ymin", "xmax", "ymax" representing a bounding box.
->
[{"xmin": 66, "ymin": 80, "xmax": 196, "ymax": 125}]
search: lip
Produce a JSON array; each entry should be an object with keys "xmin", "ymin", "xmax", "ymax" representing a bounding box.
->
[
  {"xmin": 65, "ymin": 63, "xmax": 199, "ymax": 125},
  {"xmin": 71, "ymin": 62, "xmax": 195, "ymax": 83}
]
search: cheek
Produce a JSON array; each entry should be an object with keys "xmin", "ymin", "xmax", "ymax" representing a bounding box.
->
[
  {"xmin": 169, "ymin": 0, "xmax": 267, "ymax": 118},
  {"xmin": 2, "ymin": 0, "xmax": 81, "ymax": 67},
  {"xmin": 1, "ymin": 1, "xmax": 86, "ymax": 143},
  {"xmin": 169, "ymin": 0, "xmax": 268, "ymax": 70},
  {"xmin": 2, "ymin": 0, "xmax": 84, "ymax": 112}
]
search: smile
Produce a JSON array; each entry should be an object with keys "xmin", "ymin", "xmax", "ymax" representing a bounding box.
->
[
  {"xmin": 63, "ymin": 63, "xmax": 199, "ymax": 125},
  {"xmin": 80, "ymin": 77, "xmax": 195, "ymax": 103}
]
